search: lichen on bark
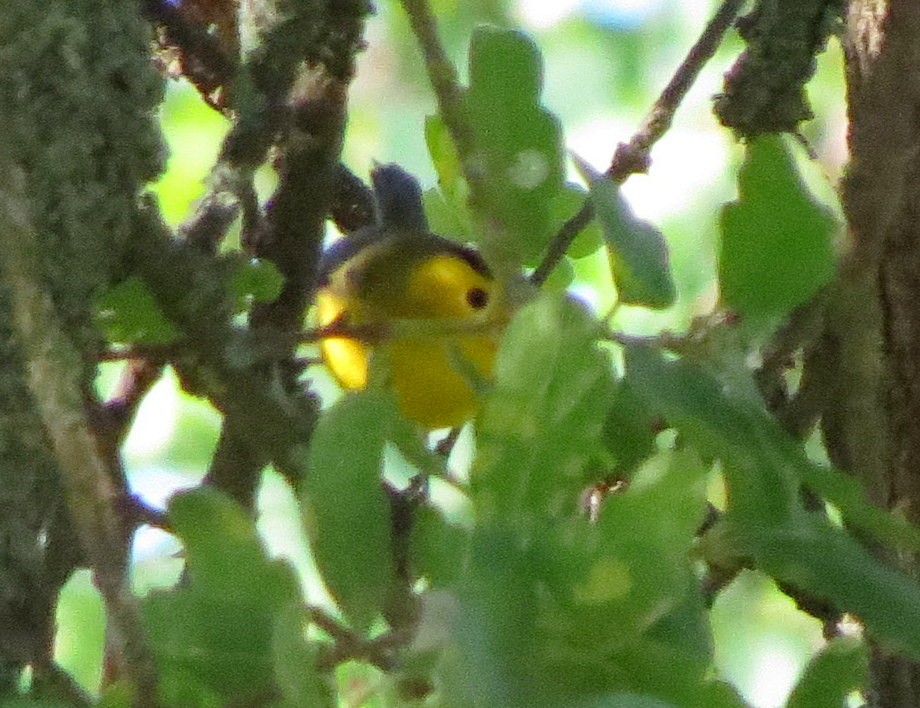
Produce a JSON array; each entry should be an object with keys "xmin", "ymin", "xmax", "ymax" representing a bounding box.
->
[
  {"xmin": 0, "ymin": 0, "xmax": 166, "ymax": 693},
  {"xmin": 715, "ymin": 0, "xmax": 845, "ymax": 137}
]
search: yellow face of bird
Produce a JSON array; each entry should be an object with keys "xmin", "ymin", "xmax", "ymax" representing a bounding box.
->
[{"xmin": 316, "ymin": 242, "xmax": 506, "ymax": 429}]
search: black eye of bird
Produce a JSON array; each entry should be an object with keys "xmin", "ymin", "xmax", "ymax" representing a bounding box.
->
[{"xmin": 466, "ymin": 287, "xmax": 489, "ymax": 309}]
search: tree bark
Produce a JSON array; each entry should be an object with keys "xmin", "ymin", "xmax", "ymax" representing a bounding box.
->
[
  {"xmin": 836, "ymin": 1, "xmax": 920, "ymax": 705},
  {"xmin": 0, "ymin": 0, "xmax": 165, "ymax": 694}
]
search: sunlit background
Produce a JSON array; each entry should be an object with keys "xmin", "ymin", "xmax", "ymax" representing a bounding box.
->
[{"xmin": 56, "ymin": 1, "xmax": 849, "ymax": 705}]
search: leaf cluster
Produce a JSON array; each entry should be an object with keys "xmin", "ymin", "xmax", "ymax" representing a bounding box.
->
[{"xmin": 8, "ymin": 3, "xmax": 917, "ymax": 708}]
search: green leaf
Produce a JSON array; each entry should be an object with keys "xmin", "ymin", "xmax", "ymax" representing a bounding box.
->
[
  {"xmin": 302, "ymin": 390, "xmax": 397, "ymax": 632},
  {"xmin": 796, "ymin": 459, "xmax": 920, "ymax": 554},
  {"xmin": 625, "ymin": 343, "xmax": 920, "ymax": 551},
  {"xmin": 143, "ymin": 488, "xmax": 302, "ymax": 704},
  {"xmin": 425, "ymin": 114, "xmax": 462, "ymax": 195},
  {"xmin": 720, "ymin": 135, "xmax": 837, "ymax": 319},
  {"xmin": 786, "ymin": 637, "xmax": 866, "ymax": 708},
  {"xmin": 624, "ymin": 343, "xmax": 802, "ymax": 524},
  {"xmin": 272, "ymin": 604, "xmax": 334, "ymax": 708},
  {"xmin": 537, "ymin": 450, "xmax": 710, "ymax": 653},
  {"xmin": 94, "ymin": 276, "xmax": 180, "ymax": 345},
  {"xmin": 422, "ymin": 187, "xmax": 471, "ymax": 243},
  {"xmin": 755, "ymin": 521, "xmax": 920, "ymax": 659},
  {"xmin": 453, "ymin": 452, "xmax": 712, "ymax": 703},
  {"xmin": 410, "ymin": 504, "xmax": 470, "ymax": 588},
  {"xmin": 473, "ymin": 293, "xmax": 614, "ymax": 520},
  {"xmin": 575, "ymin": 159, "xmax": 676, "ymax": 309},
  {"xmin": 602, "ymin": 377, "xmax": 658, "ymax": 471},
  {"xmin": 230, "ymin": 258, "xmax": 284, "ymax": 305},
  {"xmin": 565, "ymin": 695, "xmax": 679, "ymax": 708},
  {"xmin": 169, "ymin": 488, "xmax": 300, "ymax": 602},
  {"xmin": 624, "ymin": 345, "xmax": 920, "ymax": 658},
  {"xmin": 551, "ymin": 183, "xmax": 603, "ymax": 259},
  {"xmin": 540, "ymin": 254, "xmax": 575, "ymax": 292},
  {"xmin": 465, "ymin": 27, "xmax": 566, "ymax": 265},
  {"xmin": 97, "ymin": 681, "xmax": 134, "ymax": 708},
  {"xmin": 468, "ymin": 27, "xmax": 541, "ymax": 108},
  {"xmin": 155, "ymin": 669, "xmax": 222, "ymax": 708}
]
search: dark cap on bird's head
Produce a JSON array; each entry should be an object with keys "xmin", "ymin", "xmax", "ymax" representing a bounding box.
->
[
  {"xmin": 371, "ymin": 162, "xmax": 429, "ymax": 233},
  {"xmin": 318, "ymin": 163, "xmax": 491, "ymax": 285}
]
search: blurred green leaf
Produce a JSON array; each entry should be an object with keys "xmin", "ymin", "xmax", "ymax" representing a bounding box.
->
[
  {"xmin": 696, "ymin": 680, "xmax": 750, "ymax": 708},
  {"xmin": 451, "ymin": 449, "xmax": 715, "ymax": 704},
  {"xmin": 796, "ymin": 458, "xmax": 920, "ymax": 554},
  {"xmin": 625, "ymin": 343, "xmax": 801, "ymax": 524},
  {"xmin": 94, "ymin": 276, "xmax": 180, "ymax": 345},
  {"xmin": 410, "ymin": 504, "xmax": 470, "ymax": 588},
  {"xmin": 143, "ymin": 489, "xmax": 302, "ymax": 704},
  {"xmin": 565, "ymin": 694, "xmax": 678, "ymax": 708},
  {"xmin": 551, "ymin": 183, "xmax": 603, "ymax": 260},
  {"xmin": 468, "ymin": 26, "xmax": 541, "ymax": 107},
  {"xmin": 625, "ymin": 345, "xmax": 920, "ymax": 658},
  {"xmin": 625, "ymin": 343, "xmax": 920, "ymax": 551},
  {"xmin": 720, "ymin": 136, "xmax": 836, "ymax": 319},
  {"xmin": 602, "ymin": 377, "xmax": 658, "ymax": 472},
  {"xmin": 445, "ymin": 526, "xmax": 540, "ymax": 705},
  {"xmin": 575, "ymin": 159, "xmax": 676, "ymax": 310},
  {"xmin": 540, "ymin": 254, "xmax": 576, "ymax": 292},
  {"xmin": 168, "ymin": 488, "xmax": 300, "ymax": 602},
  {"xmin": 97, "ymin": 680, "xmax": 134, "ymax": 708},
  {"xmin": 473, "ymin": 293, "xmax": 613, "ymax": 520},
  {"xmin": 538, "ymin": 450, "xmax": 709, "ymax": 653},
  {"xmin": 302, "ymin": 390, "xmax": 397, "ymax": 632},
  {"xmin": 273, "ymin": 604, "xmax": 334, "ymax": 708},
  {"xmin": 155, "ymin": 669, "xmax": 222, "ymax": 708},
  {"xmin": 465, "ymin": 26, "xmax": 565, "ymax": 265},
  {"xmin": 425, "ymin": 114, "xmax": 462, "ymax": 195},
  {"xmin": 785, "ymin": 637, "xmax": 866, "ymax": 708},
  {"xmin": 230, "ymin": 258, "xmax": 284, "ymax": 305},
  {"xmin": 422, "ymin": 187, "xmax": 471, "ymax": 242},
  {"xmin": 756, "ymin": 521, "xmax": 920, "ymax": 659}
]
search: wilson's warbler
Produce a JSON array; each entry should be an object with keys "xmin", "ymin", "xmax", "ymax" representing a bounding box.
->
[{"xmin": 316, "ymin": 164, "xmax": 511, "ymax": 429}]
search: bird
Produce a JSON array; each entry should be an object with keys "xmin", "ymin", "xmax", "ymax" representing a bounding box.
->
[{"xmin": 315, "ymin": 163, "xmax": 513, "ymax": 429}]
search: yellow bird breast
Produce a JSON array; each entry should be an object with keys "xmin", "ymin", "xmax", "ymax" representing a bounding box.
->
[{"xmin": 317, "ymin": 253, "xmax": 502, "ymax": 429}]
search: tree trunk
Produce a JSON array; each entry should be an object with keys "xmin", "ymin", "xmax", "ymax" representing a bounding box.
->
[{"xmin": 836, "ymin": 1, "xmax": 920, "ymax": 704}]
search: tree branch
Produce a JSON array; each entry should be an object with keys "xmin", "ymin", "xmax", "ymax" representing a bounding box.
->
[
  {"xmin": 531, "ymin": 0, "xmax": 746, "ymax": 286},
  {"xmin": 0, "ymin": 166, "xmax": 158, "ymax": 705},
  {"xmin": 398, "ymin": 0, "xmax": 482, "ymax": 199},
  {"xmin": 141, "ymin": 0, "xmax": 237, "ymax": 109},
  {"xmin": 202, "ymin": 2, "xmax": 368, "ymax": 509},
  {"xmin": 714, "ymin": 0, "xmax": 844, "ymax": 137}
]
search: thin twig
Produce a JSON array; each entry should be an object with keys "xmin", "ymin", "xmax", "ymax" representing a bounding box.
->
[
  {"xmin": 117, "ymin": 494, "xmax": 172, "ymax": 532},
  {"xmin": 310, "ymin": 606, "xmax": 402, "ymax": 672},
  {"xmin": 531, "ymin": 0, "xmax": 746, "ymax": 286},
  {"xmin": 299, "ymin": 321, "xmax": 388, "ymax": 344},
  {"xmin": 300, "ymin": 313, "xmax": 507, "ymax": 346},
  {"xmin": 103, "ymin": 359, "xmax": 166, "ymax": 443},
  {"xmin": 397, "ymin": 0, "xmax": 483, "ymax": 200},
  {"xmin": 608, "ymin": 0, "xmax": 747, "ymax": 181},
  {"xmin": 434, "ymin": 427, "xmax": 462, "ymax": 457},
  {"xmin": 530, "ymin": 196, "xmax": 596, "ymax": 286}
]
